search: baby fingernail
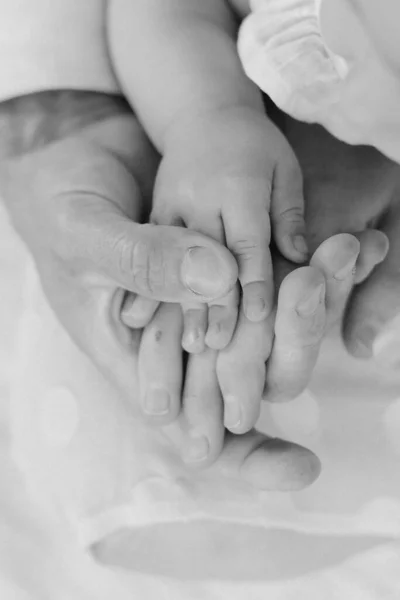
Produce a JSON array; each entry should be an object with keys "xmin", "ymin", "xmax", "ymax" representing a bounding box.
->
[
  {"xmin": 334, "ymin": 254, "xmax": 358, "ymax": 281},
  {"xmin": 144, "ymin": 388, "xmax": 170, "ymax": 416},
  {"xmin": 244, "ymin": 295, "xmax": 268, "ymax": 322},
  {"xmin": 185, "ymin": 434, "xmax": 209, "ymax": 463},
  {"xmin": 293, "ymin": 234, "xmax": 308, "ymax": 257},
  {"xmin": 224, "ymin": 395, "xmax": 242, "ymax": 430},
  {"xmin": 296, "ymin": 283, "xmax": 325, "ymax": 317}
]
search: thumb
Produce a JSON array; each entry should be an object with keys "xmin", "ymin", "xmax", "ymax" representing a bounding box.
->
[
  {"xmin": 343, "ymin": 205, "xmax": 400, "ymax": 365},
  {"xmin": 49, "ymin": 132, "xmax": 239, "ymax": 305},
  {"xmin": 90, "ymin": 213, "xmax": 238, "ymax": 303}
]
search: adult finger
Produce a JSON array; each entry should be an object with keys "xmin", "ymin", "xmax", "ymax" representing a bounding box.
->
[
  {"xmin": 265, "ymin": 234, "xmax": 359, "ymax": 403},
  {"xmin": 310, "ymin": 233, "xmax": 360, "ymax": 330},
  {"xmin": 120, "ymin": 293, "xmax": 160, "ymax": 328},
  {"xmin": 344, "ymin": 204, "xmax": 400, "ymax": 365},
  {"xmin": 264, "ymin": 267, "xmax": 326, "ymax": 403},
  {"xmin": 138, "ymin": 302, "xmax": 183, "ymax": 424},
  {"xmin": 209, "ymin": 430, "xmax": 321, "ymax": 492},
  {"xmin": 217, "ymin": 307, "xmax": 274, "ymax": 434},
  {"xmin": 352, "ymin": 229, "xmax": 389, "ymax": 284},
  {"xmin": 180, "ymin": 348, "xmax": 225, "ymax": 468},
  {"xmin": 83, "ymin": 211, "xmax": 238, "ymax": 304},
  {"xmin": 163, "ymin": 422, "xmax": 321, "ymax": 490}
]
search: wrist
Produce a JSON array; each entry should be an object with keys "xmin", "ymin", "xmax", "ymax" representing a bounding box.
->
[
  {"xmin": 163, "ymin": 102, "xmax": 265, "ymax": 153},
  {"xmin": 0, "ymin": 90, "xmax": 132, "ymax": 159}
]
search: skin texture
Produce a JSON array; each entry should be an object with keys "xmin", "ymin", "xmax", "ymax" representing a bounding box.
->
[
  {"xmin": 106, "ymin": 0, "xmax": 400, "ymax": 435},
  {"xmin": 0, "ymin": 90, "xmax": 392, "ymax": 473},
  {"xmin": 0, "ymin": 90, "xmax": 322, "ymax": 490},
  {"xmin": 108, "ymin": 0, "xmax": 311, "ymax": 433}
]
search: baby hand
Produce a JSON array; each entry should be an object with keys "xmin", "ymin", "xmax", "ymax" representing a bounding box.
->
[
  {"xmin": 155, "ymin": 109, "xmax": 307, "ymax": 344},
  {"xmin": 150, "ymin": 108, "xmax": 307, "ymax": 430}
]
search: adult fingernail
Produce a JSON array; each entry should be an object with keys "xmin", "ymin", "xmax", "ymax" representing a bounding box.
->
[
  {"xmin": 224, "ymin": 395, "xmax": 242, "ymax": 430},
  {"xmin": 334, "ymin": 254, "xmax": 358, "ymax": 281},
  {"xmin": 293, "ymin": 234, "xmax": 308, "ymax": 257},
  {"xmin": 144, "ymin": 388, "xmax": 170, "ymax": 416},
  {"xmin": 182, "ymin": 247, "xmax": 230, "ymax": 298},
  {"xmin": 296, "ymin": 283, "xmax": 325, "ymax": 317},
  {"xmin": 184, "ymin": 433, "xmax": 209, "ymax": 463}
]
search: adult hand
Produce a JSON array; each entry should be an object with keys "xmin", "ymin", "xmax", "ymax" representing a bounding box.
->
[
  {"xmin": 131, "ymin": 112, "xmax": 390, "ymax": 468},
  {"xmin": 284, "ymin": 118, "xmax": 400, "ymax": 367},
  {"xmin": 164, "ymin": 117, "xmax": 393, "ymax": 465},
  {"xmin": 156, "ymin": 229, "xmax": 385, "ymax": 468},
  {"xmin": 0, "ymin": 91, "xmax": 320, "ymax": 492},
  {"xmin": 0, "ymin": 92, "xmax": 238, "ymax": 399}
]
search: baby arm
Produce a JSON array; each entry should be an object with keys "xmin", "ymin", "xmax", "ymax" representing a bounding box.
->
[{"xmin": 108, "ymin": 0, "xmax": 308, "ymax": 433}]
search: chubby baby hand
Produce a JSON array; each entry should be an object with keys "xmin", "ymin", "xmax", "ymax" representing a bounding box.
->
[
  {"xmin": 128, "ymin": 107, "xmax": 308, "ymax": 435},
  {"xmin": 154, "ymin": 108, "xmax": 308, "ymax": 352}
]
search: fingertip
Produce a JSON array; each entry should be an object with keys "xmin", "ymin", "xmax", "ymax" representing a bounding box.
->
[
  {"xmin": 277, "ymin": 265, "xmax": 325, "ymax": 306},
  {"xmin": 343, "ymin": 317, "xmax": 376, "ymax": 360},
  {"xmin": 242, "ymin": 282, "xmax": 274, "ymax": 322},
  {"xmin": 290, "ymin": 233, "xmax": 309, "ymax": 263},
  {"xmin": 240, "ymin": 438, "xmax": 321, "ymax": 491},
  {"xmin": 182, "ymin": 432, "xmax": 211, "ymax": 466},
  {"xmin": 354, "ymin": 230, "xmax": 390, "ymax": 284},
  {"xmin": 182, "ymin": 427, "xmax": 225, "ymax": 470},
  {"xmin": 221, "ymin": 363, "xmax": 265, "ymax": 434},
  {"xmin": 121, "ymin": 294, "xmax": 160, "ymax": 328},
  {"xmin": 372, "ymin": 230, "xmax": 390, "ymax": 263},
  {"xmin": 205, "ymin": 324, "xmax": 233, "ymax": 350},
  {"xmin": 180, "ymin": 348, "xmax": 225, "ymax": 468},
  {"xmin": 277, "ymin": 232, "xmax": 309, "ymax": 265},
  {"xmin": 205, "ymin": 303, "xmax": 238, "ymax": 350},
  {"xmin": 181, "ymin": 306, "xmax": 207, "ymax": 354},
  {"xmin": 182, "ymin": 336, "xmax": 206, "ymax": 354}
]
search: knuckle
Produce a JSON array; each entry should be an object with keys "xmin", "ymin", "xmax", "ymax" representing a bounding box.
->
[
  {"xmin": 277, "ymin": 206, "xmax": 304, "ymax": 225},
  {"xmin": 120, "ymin": 236, "xmax": 166, "ymax": 296},
  {"xmin": 232, "ymin": 237, "xmax": 262, "ymax": 262}
]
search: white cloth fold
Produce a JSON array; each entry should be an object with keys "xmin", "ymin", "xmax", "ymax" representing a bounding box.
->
[{"xmin": 239, "ymin": 0, "xmax": 400, "ymax": 163}]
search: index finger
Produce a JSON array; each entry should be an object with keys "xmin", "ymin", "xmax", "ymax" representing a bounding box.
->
[
  {"xmin": 222, "ymin": 178, "xmax": 274, "ymax": 322},
  {"xmin": 264, "ymin": 267, "xmax": 326, "ymax": 403}
]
